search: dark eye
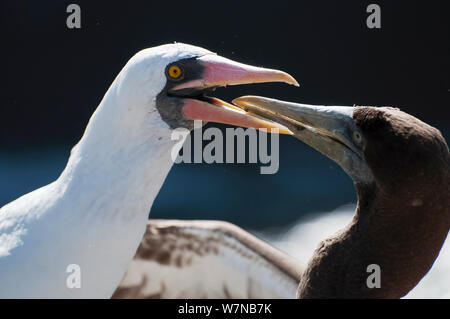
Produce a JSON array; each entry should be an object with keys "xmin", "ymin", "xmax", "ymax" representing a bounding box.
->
[
  {"xmin": 167, "ymin": 65, "xmax": 183, "ymax": 80},
  {"xmin": 353, "ymin": 131, "xmax": 362, "ymax": 144}
]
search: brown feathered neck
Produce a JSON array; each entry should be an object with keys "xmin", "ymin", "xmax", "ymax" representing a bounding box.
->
[{"xmin": 297, "ymin": 107, "xmax": 450, "ymax": 298}]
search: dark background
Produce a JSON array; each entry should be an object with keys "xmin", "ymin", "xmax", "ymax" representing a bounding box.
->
[{"xmin": 1, "ymin": 1, "xmax": 449, "ymax": 229}]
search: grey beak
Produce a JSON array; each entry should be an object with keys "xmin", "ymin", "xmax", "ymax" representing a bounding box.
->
[{"xmin": 232, "ymin": 96, "xmax": 372, "ymax": 183}]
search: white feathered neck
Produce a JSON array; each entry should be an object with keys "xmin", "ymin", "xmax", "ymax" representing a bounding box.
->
[{"xmin": 0, "ymin": 45, "xmax": 199, "ymax": 298}]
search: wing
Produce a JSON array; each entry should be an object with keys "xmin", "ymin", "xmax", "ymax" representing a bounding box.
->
[{"xmin": 112, "ymin": 219, "xmax": 304, "ymax": 299}]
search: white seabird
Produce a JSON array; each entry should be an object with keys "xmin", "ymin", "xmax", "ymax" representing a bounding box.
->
[{"xmin": 0, "ymin": 43, "xmax": 297, "ymax": 298}]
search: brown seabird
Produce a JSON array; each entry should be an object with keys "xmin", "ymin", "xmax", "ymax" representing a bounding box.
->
[{"xmin": 233, "ymin": 96, "xmax": 450, "ymax": 298}]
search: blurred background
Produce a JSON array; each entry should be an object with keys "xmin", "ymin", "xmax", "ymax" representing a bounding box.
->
[{"xmin": 1, "ymin": 0, "xmax": 449, "ymax": 297}]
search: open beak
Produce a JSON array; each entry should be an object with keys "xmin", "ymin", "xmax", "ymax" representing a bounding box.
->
[
  {"xmin": 232, "ymin": 96, "xmax": 372, "ymax": 182},
  {"xmin": 170, "ymin": 54, "xmax": 298, "ymax": 134}
]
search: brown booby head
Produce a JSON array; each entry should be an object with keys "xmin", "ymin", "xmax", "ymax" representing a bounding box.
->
[{"xmin": 233, "ymin": 96, "xmax": 450, "ymax": 298}]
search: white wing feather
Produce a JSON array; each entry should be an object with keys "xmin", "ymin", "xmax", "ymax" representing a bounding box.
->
[{"xmin": 113, "ymin": 219, "xmax": 303, "ymax": 299}]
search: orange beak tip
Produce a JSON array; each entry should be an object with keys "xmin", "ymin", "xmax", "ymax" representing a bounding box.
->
[{"xmin": 287, "ymin": 75, "xmax": 300, "ymax": 87}]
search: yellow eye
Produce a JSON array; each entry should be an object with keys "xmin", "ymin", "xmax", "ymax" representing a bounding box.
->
[{"xmin": 167, "ymin": 65, "xmax": 183, "ymax": 79}]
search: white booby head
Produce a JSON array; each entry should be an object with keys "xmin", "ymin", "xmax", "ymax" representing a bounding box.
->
[{"xmin": 0, "ymin": 43, "xmax": 297, "ymax": 298}]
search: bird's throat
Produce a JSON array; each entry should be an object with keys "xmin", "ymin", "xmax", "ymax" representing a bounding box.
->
[{"xmin": 52, "ymin": 129, "xmax": 183, "ymax": 297}]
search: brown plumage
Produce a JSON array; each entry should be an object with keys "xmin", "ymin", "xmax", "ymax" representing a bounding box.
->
[
  {"xmin": 231, "ymin": 96, "xmax": 450, "ymax": 298},
  {"xmin": 298, "ymin": 107, "xmax": 450, "ymax": 298}
]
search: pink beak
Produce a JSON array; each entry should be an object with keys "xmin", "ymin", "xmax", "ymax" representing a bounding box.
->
[{"xmin": 171, "ymin": 54, "xmax": 298, "ymax": 134}]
